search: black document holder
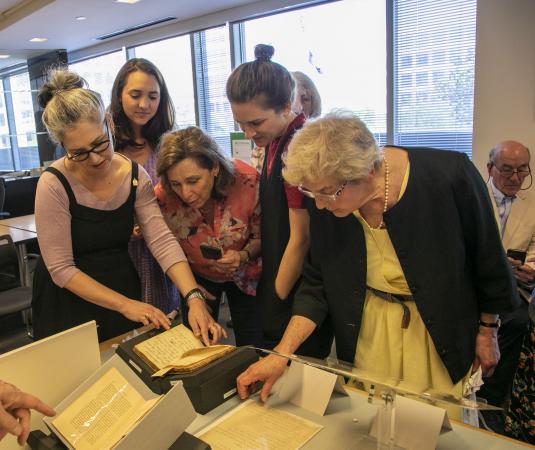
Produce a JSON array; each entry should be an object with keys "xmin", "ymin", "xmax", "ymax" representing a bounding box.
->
[{"xmin": 116, "ymin": 327, "xmax": 259, "ymax": 414}]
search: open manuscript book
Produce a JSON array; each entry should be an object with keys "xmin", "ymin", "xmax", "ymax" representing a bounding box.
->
[
  {"xmin": 133, "ymin": 324, "xmax": 235, "ymax": 377},
  {"xmin": 52, "ymin": 367, "xmax": 161, "ymax": 450}
]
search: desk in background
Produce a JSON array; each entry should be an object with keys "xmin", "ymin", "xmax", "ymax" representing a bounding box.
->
[
  {"xmin": 0, "ymin": 214, "xmax": 36, "ymax": 232},
  {"xmin": 0, "ymin": 222, "xmax": 37, "ymax": 285}
]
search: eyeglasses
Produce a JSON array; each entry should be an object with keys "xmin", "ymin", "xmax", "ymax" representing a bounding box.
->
[
  {"xmin": 64, "ymin": 122, "xmax": 111, "ymax": 162},
  {"xmin": 298, "ymin": 182, "xmax": 348, "ymax": 203},
  {"xmin": 492, "ymin": 164, "xmax": 531, "ymax": 178}
]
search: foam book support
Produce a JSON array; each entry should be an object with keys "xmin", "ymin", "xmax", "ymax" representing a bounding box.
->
[{"xmin": 116, "ymin": 325, "xmax": 259, "ymax": 414}]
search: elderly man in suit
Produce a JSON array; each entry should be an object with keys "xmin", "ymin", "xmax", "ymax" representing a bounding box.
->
[{"xmin": 479, "ymin": 140, "xmax": 534, "ymax": 428}]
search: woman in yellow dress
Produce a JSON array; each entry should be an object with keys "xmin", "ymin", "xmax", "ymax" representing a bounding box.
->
[{"xmin": 237, "ymin": 110, "xmax": 518, "ymax": 403}]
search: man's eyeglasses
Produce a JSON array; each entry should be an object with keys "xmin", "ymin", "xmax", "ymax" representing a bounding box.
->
[
  {"xmin": 492, "ymin": 164, "xmax": 531, "ymax": 178},
  {"xmin": 64, "ymin": 122, "xmax": 111, "ymax": 162},
  {"xmin": 298, "ymin": 182, "xmax": 348, "ymax": 203}
]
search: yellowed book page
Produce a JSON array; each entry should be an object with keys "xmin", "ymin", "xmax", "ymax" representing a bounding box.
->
[
  {"xmin": 198, "ymin": 400, "xmax": 323, "ymax": 450},
  {"xmin": 134, "ymin": 324, "xmax": 204, "ymax": 370},
  {"xmin": 152, "ymin": 345, "xmax": 235, "ymax": 376},
  {"xmin": 52, "ymin": 367, "xmax": 158, "ymax": 450}
]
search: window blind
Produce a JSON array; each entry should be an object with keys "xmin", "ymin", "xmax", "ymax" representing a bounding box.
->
[
  {"xmin": 192, "ymin": 25, "xmax": 235, "ymax": 156},
  {"xmin": 393, "ymin": 0, "xmax": 477, "ymax": 156}
]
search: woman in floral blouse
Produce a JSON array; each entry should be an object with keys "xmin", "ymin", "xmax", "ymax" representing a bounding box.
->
[{"xmin": 155, "ymin": 127, "xmax": 262, "ymax": 347}]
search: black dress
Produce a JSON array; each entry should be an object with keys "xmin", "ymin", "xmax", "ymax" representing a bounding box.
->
[
  {"xmin": 32, "ymin": 163, "xmax": 141, "ymax": 342},
  {"xmin": 257, "ymin": 122, "xmax": 333, "ymax": 358}
]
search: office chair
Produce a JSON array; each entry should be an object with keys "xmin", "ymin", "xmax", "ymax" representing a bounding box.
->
[{"xmin": 0, "ymin": 234, "xmax": 33, "ymax": 336}]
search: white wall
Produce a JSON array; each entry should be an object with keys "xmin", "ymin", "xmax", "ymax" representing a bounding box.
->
[{"xmin": 472, "ymin": 0, "xmax": 535, "ymax": 179}]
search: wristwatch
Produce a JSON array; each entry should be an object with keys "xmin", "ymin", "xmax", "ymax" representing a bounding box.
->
[
  {"xmin": 479, "ymin": 318, "xmax": 501, "ymax": 329},
  {"xmin": 185, "ymin": 288, "xmax": 206, "ymax": 306}
]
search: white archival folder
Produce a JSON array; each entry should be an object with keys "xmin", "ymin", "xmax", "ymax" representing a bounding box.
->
[{"xmin": 0, "ymin": 321, "xmax": 100, "ymax": 450}]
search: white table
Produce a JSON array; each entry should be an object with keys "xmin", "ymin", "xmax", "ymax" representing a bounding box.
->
[{"xmin": 186, "ymin": 385, "xmax": 531, "ymax": 450}]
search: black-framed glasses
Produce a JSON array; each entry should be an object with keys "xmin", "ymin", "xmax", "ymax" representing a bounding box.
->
[
  {"xmin": 298, "ymin": 182, "xmax": 348, "ymax": 203},
  {"xmin": 492, "ymin": 164, "xmax": 531, "ymax": 178},
  {"xmin": 64, "ymin": 122, "xmax": 111, "ymax": 162}
]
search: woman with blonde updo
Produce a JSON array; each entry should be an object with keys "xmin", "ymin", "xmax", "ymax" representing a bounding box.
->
[{"xmin": 32, "ymin": 69, "xmax": 224, "ymax": 344}]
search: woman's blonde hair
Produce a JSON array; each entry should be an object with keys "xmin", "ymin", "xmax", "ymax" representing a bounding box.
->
[
  {"xmin": 283, "ymin": 110, "xmax": 382, "ymax": 186},
  {"xmin": 38, "ymin": 68, "xmax": 105, "ymax": 144}
]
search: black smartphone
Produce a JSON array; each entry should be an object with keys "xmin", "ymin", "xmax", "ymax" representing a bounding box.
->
[
  {"xmin": 200, "ymin": 244, "xmax": 223, "ymax": 260},
  {"xmin": 507, "ymin": 249, "xmax": 527, "ymax": 265}
]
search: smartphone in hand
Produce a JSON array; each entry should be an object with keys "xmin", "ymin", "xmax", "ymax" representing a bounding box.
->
[
  {"xmin": 200, "ymin": 244, "xmax": 223, "ymax": 260},
  {"xmin": 507, "ymin": 249, "xmax": 527, "ymax": 265}
]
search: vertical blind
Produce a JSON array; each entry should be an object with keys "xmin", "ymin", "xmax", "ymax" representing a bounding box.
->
[
  {"xmin": 192, "ymin": 25, "xmax": 235, "ymax": 155},
  {"xmin": 393, "ymin": 0, "xmax": 477, "ymax": 156}
]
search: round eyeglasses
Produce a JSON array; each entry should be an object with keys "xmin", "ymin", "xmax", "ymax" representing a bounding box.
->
[
  {"xmin": 298, "ymin": 182, "xmax": 348, "ymax": 203},
  {"xmin": 492, "ymin": 164, "xmax": 531, "ymax": 178},
  {"xmin": 64, "ymin": 122, "xmax": 111, "ymax": 162}
]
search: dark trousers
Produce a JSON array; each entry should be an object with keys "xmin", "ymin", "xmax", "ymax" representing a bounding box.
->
[
  {"xmin": 182, "ymin": 275, "xmax": 263, "ymax": 348},
  {"xmin": 479, "ymin": 300, "xmax": 529, "ymax": 407}
]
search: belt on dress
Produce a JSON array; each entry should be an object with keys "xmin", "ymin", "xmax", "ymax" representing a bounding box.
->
[{"xmin": 367, "ymin": 286, "xmax": 413, "ymax": 329}]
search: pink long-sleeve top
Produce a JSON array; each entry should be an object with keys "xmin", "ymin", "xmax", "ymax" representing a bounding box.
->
[{"xmin": 35, "ymin": 156, "xmax": 186, "ymax": 288}]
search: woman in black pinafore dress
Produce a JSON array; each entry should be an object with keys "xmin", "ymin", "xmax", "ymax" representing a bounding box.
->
[
  {"xmin": 32, "ymin": 163, "xmax": 141, "ymax": 342},
  {"xmin": 31, "ymin": 69, "xmax": 224, "ymax": 344}
]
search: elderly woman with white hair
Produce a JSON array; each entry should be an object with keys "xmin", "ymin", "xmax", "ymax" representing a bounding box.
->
[{"xmin": 237, "ymin": 110, "xmax": 518, "ymax": 401}]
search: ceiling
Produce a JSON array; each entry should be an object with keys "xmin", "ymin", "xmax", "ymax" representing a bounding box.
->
[{"xmin": 0, "ymin": 0, "xmax": 259, "ymax": 71}]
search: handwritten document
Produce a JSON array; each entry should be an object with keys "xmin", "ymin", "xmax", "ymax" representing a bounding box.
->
[
  {"xmin": 133, "ymin": 324, "xmax": 234, "ymax": 376},
  {"xmin": 52, "ymin": 367, "xmax": 160, "ymax": 450},
  {"xmin": 198, "ymin": 400, "xmax": 322, "ymax": 450}
]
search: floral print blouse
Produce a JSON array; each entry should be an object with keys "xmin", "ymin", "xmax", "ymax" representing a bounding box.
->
[{"xmin": 155, "ymin": 159, "xmax": 261, "ymax": 295}]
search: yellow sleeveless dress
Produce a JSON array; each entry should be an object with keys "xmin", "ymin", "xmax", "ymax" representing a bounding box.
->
[{"xmin": 352, "ymin": 163, "xmax": 470, "ymax": 401}]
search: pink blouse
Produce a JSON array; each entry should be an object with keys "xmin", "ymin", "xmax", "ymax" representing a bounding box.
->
[
  {"xmin": 35, "ymin": 155, "xmax": 186, "ymax": 288},
  {"xmin": 155, "ymin": 159, "xmax": 261, "ymax": 295}
]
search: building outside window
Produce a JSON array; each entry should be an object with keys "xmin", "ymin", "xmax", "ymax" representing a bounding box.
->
[
  {"xmin": 133, "ymin": 35, "xmax": 196, "ymax": 129},
  {"xmin": 193, "ymin": 25, "xmax": 235, "ymax": 154},
  {"xmin": 393, "ymin": 0, "xmax": 476, "ymax": 155},
  {"xmin": 69, "ymin": 50, "xmax": 126, "ymax": 108},
  {"xmin": 240, "ymin": 0, "xmax": 387, "ymax": 144},
  {"xmin": 10, "ymin": 72, "xmax": 39, "ymax": 169}
]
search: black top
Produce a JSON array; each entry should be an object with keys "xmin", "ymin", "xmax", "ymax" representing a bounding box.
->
[
  {"xmin": 257, "ymin": 117, "xmax": 333, "ymax": 358},
  {"xmin": 32, "ymin": 163, "xmax": 141, "ymax": 342},
  {"xmin": 293, "ymin": 147, "xmax": 518, "ymax": 383}
]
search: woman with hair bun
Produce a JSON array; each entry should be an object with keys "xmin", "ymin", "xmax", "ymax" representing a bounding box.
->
[
  {"xmin": 109, "ymin": 58, "xmax": 178, "ymax": 314},
  {"xmin": 226, "ymin": 44, "xmax": 332, "ymax": 357},
  {"xmin": 32, "ymin": 69, "xmax": 224, "ymax": 344}
]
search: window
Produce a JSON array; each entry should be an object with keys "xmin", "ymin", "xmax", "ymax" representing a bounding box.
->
[
  {"xmin": 240, "ymin": 0, "xmax": 387, "ymax": 144},
  {"xmin": 0, "ymin": 83, "xmax": 10, "ymax": 157},
  {"xmin": 132, "ymin": 36, "xmax": 196, "ymax": 129},
  {"xmin": 192, "ymin": 25, "xmax": 235, "ymax": 154},
  {"xmin": 69, "ymin": 51, "xmax": 127, "ymax": 107},
  {"xmin": 10, "ymin": 73, "xmax": 39, "ymax": 169},
  {"xmin": 393, "ymin": 0, "xmax": 476, "ymax": 155}
]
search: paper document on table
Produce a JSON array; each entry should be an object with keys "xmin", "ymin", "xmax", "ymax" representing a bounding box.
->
[
  {"xmin": 197, "ymin": 399, "xmax": 322, "ymax": 450},
  {"xmin": 52, "ymin": 367, "xmax": 161, "ymax": 450},
  {"xmin": 133, "ymin": 324, "xmax": 234, "ymax": 376}
]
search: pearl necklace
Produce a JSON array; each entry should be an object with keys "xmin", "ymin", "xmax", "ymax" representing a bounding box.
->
[{"xmin": 376, "ymin": 156, "xmax": 389, "ymax": 229}]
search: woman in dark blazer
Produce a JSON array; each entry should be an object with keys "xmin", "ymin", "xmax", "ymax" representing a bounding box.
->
[{"xmin": 237, "ymin": 110, "xmax": 518, "ymax": 402}]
